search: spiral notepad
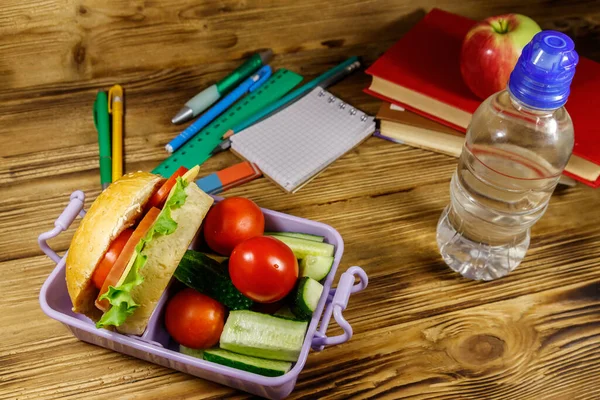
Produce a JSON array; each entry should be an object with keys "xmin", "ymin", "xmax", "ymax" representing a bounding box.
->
[{"xmin": 230, "ymin": 87, "xmax": 375, "ymax": 193}]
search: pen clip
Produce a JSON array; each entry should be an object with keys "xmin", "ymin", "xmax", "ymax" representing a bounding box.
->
[
  {"xmin": 107, "ymin": 84, "xmax": 123, "ymax": 114},
  {"xmin": 249, "ymin": 65, "xmax": 272, "ymax": 92}
]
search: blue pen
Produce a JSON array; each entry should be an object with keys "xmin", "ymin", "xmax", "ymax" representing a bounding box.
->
[
  {"xmin": 221, "ymin": 57, "xmax": 359, "ymax": 140},
  {"xmin": 166, "ymin": 65, "xmax": 272, "ymax": 153}
]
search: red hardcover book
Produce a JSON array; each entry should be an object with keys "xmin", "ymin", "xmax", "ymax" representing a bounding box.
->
[{"xmin": 365, "ymin": 8, "xmax": 600, "ymax": 187}]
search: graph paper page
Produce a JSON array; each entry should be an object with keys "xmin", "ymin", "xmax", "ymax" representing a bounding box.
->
[{"xmin": 231, "ymin": 87, "xmax": 375, "ymax": 192}]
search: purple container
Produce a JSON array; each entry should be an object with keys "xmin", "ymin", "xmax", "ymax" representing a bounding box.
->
[{"xmin": 38, "ymin": 191, "xmax": 368, "ymax": 399}]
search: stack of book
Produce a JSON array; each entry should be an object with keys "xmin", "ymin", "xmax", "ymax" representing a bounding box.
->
[
  {"xmin": 365, "ymin": 8, "xmax": 600, "ymax": 188},
  {"xmin": 375, "ymin": 102, "xmax": 463, "ymax": 158}
]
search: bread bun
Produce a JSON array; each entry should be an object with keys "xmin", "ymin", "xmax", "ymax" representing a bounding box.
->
[
  {"xmin": 66, "ymin": 172, "xmax": 163, "ymax": 320},
  {"xmin": 117, "ymin": 182, "xmax": 214, "ymax": 334}
]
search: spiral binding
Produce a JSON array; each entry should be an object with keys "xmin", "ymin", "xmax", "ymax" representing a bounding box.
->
[{"xmin": 317, "ymin": 89, "xmax": 369, "ymax": 122}]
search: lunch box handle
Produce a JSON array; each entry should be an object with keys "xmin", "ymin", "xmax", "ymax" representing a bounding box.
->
[
  {"xmin": 38, "ymin": 191, "xmax": 86, "ymax": 264},
  {"xmin": 311, "ymin": 266, "xmax": 368, "ymax": 351}
]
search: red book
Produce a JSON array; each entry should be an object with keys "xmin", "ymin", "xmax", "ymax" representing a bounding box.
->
[{"xmin": 365, "ymin": 8, "xmax": 600, "ymax": 187}]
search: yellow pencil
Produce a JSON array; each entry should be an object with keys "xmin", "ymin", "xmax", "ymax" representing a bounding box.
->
[{"xmin": 108, "ymin": 85, "xmax": 124, "ymax": 182}]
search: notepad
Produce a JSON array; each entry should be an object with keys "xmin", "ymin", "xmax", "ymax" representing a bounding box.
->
[
  {"xmin": 152, "ymin": 68, "xmax": 303, "ymax": 177},
  {"xmin": 230, "ymin": 87, "xmax": 375, "ymax": 193}
]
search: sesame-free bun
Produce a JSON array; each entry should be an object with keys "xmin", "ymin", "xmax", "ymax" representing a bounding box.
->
[
  {"xmin": 117, "ymin": 182, "xmax": 214, "ymax": 334},
  {"xmin": 66, "ymin": 172, "xmax": 163, "ymax": 320}
]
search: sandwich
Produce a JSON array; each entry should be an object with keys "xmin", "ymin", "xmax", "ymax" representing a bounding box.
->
[{"xmin": 66, "ymin": 166, "xmax": 213, "ymax": 335}]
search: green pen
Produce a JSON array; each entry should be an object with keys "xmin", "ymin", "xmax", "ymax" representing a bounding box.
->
[
  {"xmin": 93, "ymin": 91, "xmax": 112, "ymax": 189},
  {"xmin": 210, "ymin": 57, "xmax": 362, "ymax": 155},
  {"xmin": 171, "ymin": 49, "xmax": 273, "ymax": 124}
]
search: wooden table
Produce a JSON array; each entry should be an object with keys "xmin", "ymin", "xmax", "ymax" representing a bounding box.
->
[{"xmin": 2, "ymin": 1, "xmax": 600, "ymax": 399}]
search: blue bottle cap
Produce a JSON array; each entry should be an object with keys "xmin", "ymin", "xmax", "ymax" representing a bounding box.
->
[{"xmin": 508, "ymin": 31, "xmax": 579, "ymax": 110}]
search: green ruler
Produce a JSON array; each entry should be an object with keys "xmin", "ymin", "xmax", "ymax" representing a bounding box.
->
[{"xmin": 153, "ymin": 69, "xmax": 303, "ymax": 176}]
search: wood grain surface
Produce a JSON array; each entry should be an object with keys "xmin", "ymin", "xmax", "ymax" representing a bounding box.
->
[{"xmin": 2, "ymin": 1, "xmax": 600, "ymax": 399}]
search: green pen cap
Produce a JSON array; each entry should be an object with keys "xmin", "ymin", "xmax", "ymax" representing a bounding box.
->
[{"xmin": 216, "ymin": 49, "xmax": 273, "ymax": 94}]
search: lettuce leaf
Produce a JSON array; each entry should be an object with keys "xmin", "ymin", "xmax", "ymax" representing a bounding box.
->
[{"xmin": 96, "ymin": 177, "xmax": 189, "ymax": 329}]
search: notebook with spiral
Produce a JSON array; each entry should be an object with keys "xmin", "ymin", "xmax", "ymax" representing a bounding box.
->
[{"xmin": 230, "ymin": 87, "xmax": 375, "ymax": 193}]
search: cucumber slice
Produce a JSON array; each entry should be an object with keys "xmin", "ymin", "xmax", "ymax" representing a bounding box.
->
[
  {"xmin": 203, "ymin": 348, "xmax": 292, "ymax": 377},
  {"xmin": 179, "ymin": 345, "xmax": 204, "ymax": 359},
  {"xmin": 265, "ymin": 232, "xmax": 325, "ymax": 242},
  {"xmin": 292, "ymin": 277, "xmax": 324, "ymax": 321},
  {"xmin": 175, "ymin": 250, "xmax": 253, "ymax": 310},
  {"xmin": 220, "ymin": 311, "xmax": 308, "ymax": 362},
  {"xmin": 274, "ymin": 305, "xmax": 297, "ymax": 319},
  {"xmin": 300, "ymin": 255, "xmax": 334, "ymax": 281},
  {"xmin": 268, "ymin": 235, "xmax": 334, "ymax": 258}
]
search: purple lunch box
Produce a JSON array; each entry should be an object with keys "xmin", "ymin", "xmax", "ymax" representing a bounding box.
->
[{"xmin": 38, "ymin": 191, "xmax": 368, "ymax": 399}]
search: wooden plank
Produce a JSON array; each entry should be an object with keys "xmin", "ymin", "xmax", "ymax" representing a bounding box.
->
[
  {"xmin": 6, "ymin": 135, "xmax": 600, "ymax": 263},
  {"xmin": 0, "ymin": 0, "xmax": 597, "ymax": 90},
  {"xmin": 12, "ymin": 179, "xmax": 600, "ymax": 333},
  {"xmin": 291, "ymin": 281, "xmax": 600, "ymax": 399},
  {"xmin": 3, "ymin": 250, "xmax": 599, "ymax": 399},
  {"xmin": 2, "ymin": 0, "xmax": 600, "ymax": 398},
  {"xmin": 0, "ymin": 49, "xmax": 385, "ymax": 164}
]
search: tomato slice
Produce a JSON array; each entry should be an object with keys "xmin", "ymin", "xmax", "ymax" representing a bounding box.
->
[
  {"xmin": 145, "ymin": 166, "xmax": 188, "ymax": 211},
  {"xmin": 95, "ymin": 207, "xmax": 162, "ymax": 311},
  {"xmin": 92, "ymin": 229, "xmax": 134, "ymax": 290}
]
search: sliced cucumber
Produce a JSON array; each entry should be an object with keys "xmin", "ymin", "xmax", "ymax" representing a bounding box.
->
[
  {"xmin": 268, "ymin": 235, "xmax": 334, "ymax": 258},
  {"xmin": 274, "ymin": 305, "xmax": 297, "ymax": 319},
  {"xmin": 179, "ymin": 345, "xmax": 205, "ymax": 359},
  {"xmin": 203, "ymin": 348, "xmax": 292, "ymax": 377},
  {"xmin": 292, "ymin": 277, "xmax": 324, "ymax": 321},
  {"xmin": 175, "ymin": 250, "xmax": 253, "ymax": 310},
  {"xmin": 220, "ymin": 310, "xmax": 308, "ymax": 362},
  {"xmin": 300, "ymin": 255, "xmax": 334, "ymax": 281},
  {"xmin": 265, "ymin": 232, "xmax": 325, "ymax": 243}
]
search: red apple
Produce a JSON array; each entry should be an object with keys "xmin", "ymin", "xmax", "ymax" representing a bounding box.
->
[{"xmin": 461, "ymin": 14, "xmax": 541, "ymax": 100}]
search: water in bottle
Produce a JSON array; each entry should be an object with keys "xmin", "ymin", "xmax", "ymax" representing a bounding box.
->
[{"xmin": 437, "ymin": 31, "xmax": 579, "ymax": 281}]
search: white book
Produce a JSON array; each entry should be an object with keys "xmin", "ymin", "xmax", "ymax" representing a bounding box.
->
[{"xmin": 230, "ymin": 87, "xmax": 375, "ymax": 193}]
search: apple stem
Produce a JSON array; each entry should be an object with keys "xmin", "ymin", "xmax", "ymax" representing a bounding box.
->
[{"xmin": 491, "ymin": 19, "xmax": 510, "ymax": 34}]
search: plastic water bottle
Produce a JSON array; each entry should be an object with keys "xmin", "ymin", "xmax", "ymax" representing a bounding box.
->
[{"xmin": 437, "ymin": 31, "xmax": 579, "ymax": 281}]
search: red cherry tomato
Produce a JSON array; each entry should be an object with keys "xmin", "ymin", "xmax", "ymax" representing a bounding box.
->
[
  {"xmin": 203, "ymin": 197, "xmax": 265, "ymax": 256},
  {"xmin": 91, "ymin": 228, "xmax": 134, "ymax": 290},
  {"xmin": 165, "ymin": 288, "xmax": 225, "ymax": 349},
  {"xmin": 145, "ymin": 166, "xmax": 188, "ymax": 211},
  {"xmin": 229, "ymin": 236, "xmax": 298, "ymax": 303}
]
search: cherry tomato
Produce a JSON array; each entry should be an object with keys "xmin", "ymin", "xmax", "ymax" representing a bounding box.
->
[
  {"xmin": 91, "ymin": 228, "xmax": 134, "ymax": 290},
  {"xmin": 95, "ymin": 207, "xmax": 161, "ymax": 311},
  {"xmin": 165, "ymin": 288, "xmax": 225, "ymax": 349},
  {"xmin": 203, "ymin": 197, "xmax": 265, "ymax": 256},
  {"xmin": 145, "ymin": 166, "xmax": 188, "ymax": 211},
  {"xmin": 229, "ymin": 236, "xmax": 298, "ymax": 303}
]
